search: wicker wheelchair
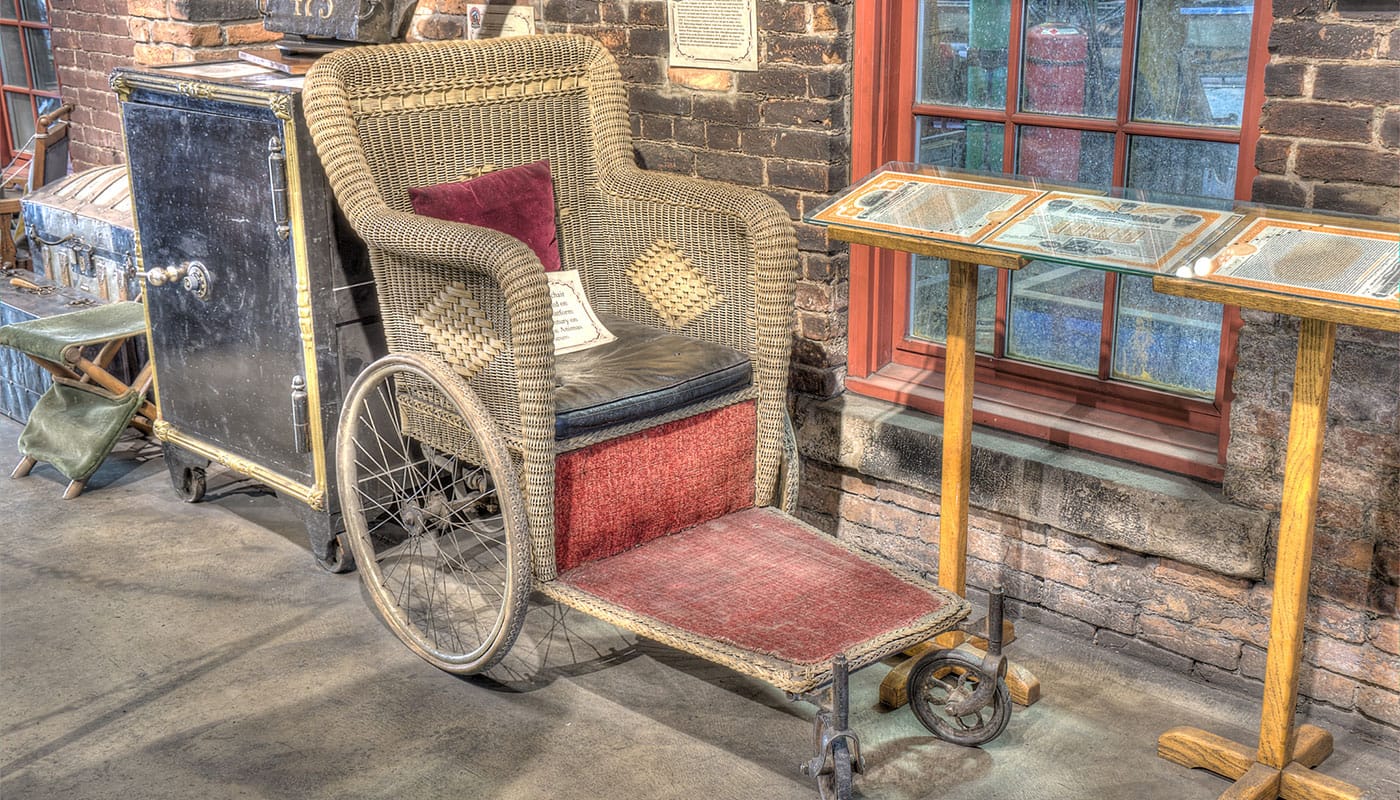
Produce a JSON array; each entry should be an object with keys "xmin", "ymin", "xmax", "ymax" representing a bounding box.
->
[{"xmin": 304, "ymin": 34, "xmax": 1010, "ymax": 798}]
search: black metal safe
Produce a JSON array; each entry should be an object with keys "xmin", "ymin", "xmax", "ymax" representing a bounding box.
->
[{"xmin": 113, "ymin": 62, "xmax": 381, "ymax": 569}]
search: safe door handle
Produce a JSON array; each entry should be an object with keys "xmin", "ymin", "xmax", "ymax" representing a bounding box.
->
[{"xmin": 144, "ymin": 261, "xmax": 212, "ymax": 301}]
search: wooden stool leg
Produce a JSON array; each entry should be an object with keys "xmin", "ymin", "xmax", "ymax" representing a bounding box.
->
[
  {"xmin": 63, "ymin": 479, "xmax": 86, "ymax": 499},
  {"xmin": 12, "ymin": 454, "xmax": 36, "ymax": 478}
]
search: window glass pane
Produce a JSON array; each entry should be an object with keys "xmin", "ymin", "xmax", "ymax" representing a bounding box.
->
[
  {"xmin": 1, "ymin": 25, "xmax": 27, "ymax": 87},
  {"xmin": 24, "ymin": 27, "xmax": 53, "ymax": 92},
  {"xmin": 909, "ymin": 257, "xmax": 998, "ymax": 353},
  {"xmin": 1134, "ymin": 0, "xmax": 1251, "ymax": 127},
  {"xmin": 1015, "ymin": 125, "xmax": 1113, "ymax": 185},
  {"xmin": 1006, "ymin": 260, "xmax": 1103, "ymax": 373},
  {"xmin": 917, "ymin": 115, "xmax": 1005, "ymax": 171},
  {"xmin": 1111, "ymin": 275, "xmax": 1220, "ymax": 395},
  {"xmin": 6, "ymin": 89, "xmax": 34, "ymax": 148},
  {"xmin": 1, "ymin": 2, "xmax": 16, "ymax": 20},
  {"xmin": 918, "ymin": 0, "xmax": 1011, "ymax": 109},
  {"xmin": 1019, "ymin": 1, "xmax": 1123, "ymax": 119},
  {"xmin": 1127, "ymin": 135, "xmax": 1237, "ymax": 202},
  {"xmin": 910, "ymin": 116, "xmax": 1002, "ymax": 352},
  {"xmin": 1112, "ymin": 135, "xmax": 1235, "ymax": 397},
  {"xmin": 19, "ymin": 0, "xmax": 45, "ymax": 23}
]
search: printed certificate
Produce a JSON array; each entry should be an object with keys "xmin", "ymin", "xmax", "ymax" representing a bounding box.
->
[
  {"xmin": 809, "ymin": 172, "xmax": 1043, "ymax": 243},
  {"xmin": 983, "ymin": 192, "xmax": 1241, "ymax": 272},
  {"xmin": 1193, "ymin": 219, "xmax": 1400, "ymax": 310}
]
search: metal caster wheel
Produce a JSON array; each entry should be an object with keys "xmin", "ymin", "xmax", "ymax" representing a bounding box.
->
[
  {"xmin": 163, "ymin": 444, "xmax": 206, "ymax": 503},
  {"xmin": 314, "ymin": 531, "xmax": 356, "ymax": 574},
  {"xmin": 802, "ymin": 655, "xmax": 862, "ymax": 800},
  {"xmin": 907, "ymin": 648, "xmax": 1011, "ymax": 746},
  {"xmin": 817, "ymin": 737, "xmax": 854, "ymax": 800}
]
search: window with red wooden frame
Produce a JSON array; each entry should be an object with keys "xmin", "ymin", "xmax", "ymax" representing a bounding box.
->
[
  {"xmin": 0, "ymin": 0, "xmax": 59, "ymax": 165},
  {"xmin": 848, "ymin": 0, "xmax": 1272, "ymax": 481}
]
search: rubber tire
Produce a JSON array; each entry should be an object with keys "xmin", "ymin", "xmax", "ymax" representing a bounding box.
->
[
  {"xmin": 336, "ymin": 353, "xmax": 530, "ymax": 675},
  {"xmin": 907, "ymin": 649, "xmax": 1012, "ymax": 746}
]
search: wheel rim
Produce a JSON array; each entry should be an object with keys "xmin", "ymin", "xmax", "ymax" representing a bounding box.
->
[
  {"xmin": 337, "ymin": 355, "xmax": 529, "ymax": 674},
  {"xmin": 909, "ymin": 653, "xmax": 1011, "ymax": 746}
]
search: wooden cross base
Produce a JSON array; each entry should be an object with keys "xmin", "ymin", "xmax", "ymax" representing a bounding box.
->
[{"xmin": 1158, "ymin": 725, "xmax": 1366, "ymax": 800}]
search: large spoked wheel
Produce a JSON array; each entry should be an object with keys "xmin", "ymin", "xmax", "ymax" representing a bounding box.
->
[
  {"xmin": 907, "ymin": 649, "xmax": 1011, "ymax": 746},
  {"xmin": 336, "ymin": 353, "xmax": 531, "ymax": 675}
]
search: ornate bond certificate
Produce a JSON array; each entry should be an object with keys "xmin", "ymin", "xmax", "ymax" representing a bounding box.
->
[
  {"xmin": 1195, "ymin": 218, "xmax": 1400, "ymax": 310},
  {"xmin": 808, "ymin": 172, "xmax": 1044, "ymax": 243},
  {"xmin": 984, "ymin": 192, "xmax": 1241, "ymax": 272}
]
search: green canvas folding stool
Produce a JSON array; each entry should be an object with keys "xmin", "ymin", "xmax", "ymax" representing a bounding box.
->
[{"xmin": 0, "ymin": 300, "xmax": 154, "ymax": 498}]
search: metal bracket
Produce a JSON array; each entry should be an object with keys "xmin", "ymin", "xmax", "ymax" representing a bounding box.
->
[
  {"xmin": 799, "ymin": 654, "xmax": 866, "ymax": 782},
  {"xmin": 267, "ymin": 137, "xmax": 291, "ymax": 240}
]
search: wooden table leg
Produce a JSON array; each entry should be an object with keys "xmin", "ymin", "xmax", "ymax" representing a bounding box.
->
[
  {"xmin": 880, "ymin": 259, "xmax": 1041, "ymax": 708},
  {"xmin": 938, "ymin": 259, "xmax": 977, "ymax": 608},
  {"xmin": 1156, "ymin": 318, "xmax": 1363, "ymax": 800}
]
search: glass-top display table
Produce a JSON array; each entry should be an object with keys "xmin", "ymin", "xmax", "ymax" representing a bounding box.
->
[{"xmin": 807, "ymin": 162, "xmax": 1398, "ymax": 800}]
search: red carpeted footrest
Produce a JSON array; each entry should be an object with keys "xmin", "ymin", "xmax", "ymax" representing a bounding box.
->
[{"xmin": 547, "ymin": 506, "xmax": 970, "ymax": 694}]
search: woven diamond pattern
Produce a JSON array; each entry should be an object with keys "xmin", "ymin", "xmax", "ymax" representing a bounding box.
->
[
  {"xmin": 625, "ymin": 240, "xmax": 724, "ymax": 329},
  {"xmin": 416, "ymin": 282, "xmax": 505, "ymax": 379}
]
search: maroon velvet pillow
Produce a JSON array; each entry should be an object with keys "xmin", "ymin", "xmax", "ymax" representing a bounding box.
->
[{"xmin": 407, "ymin": 159, "xmax": 562, "ymax": 272}]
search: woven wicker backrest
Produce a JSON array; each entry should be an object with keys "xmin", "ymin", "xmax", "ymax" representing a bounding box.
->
[
  {"xmin": 307, "ymin": 35, "xmax": 799, "ymax": 582},
  {"xmin": 307, "ymin": 35, "xmax": 628, "ymax": 281}
]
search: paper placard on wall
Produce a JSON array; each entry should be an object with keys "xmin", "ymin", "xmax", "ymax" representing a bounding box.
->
[
  {"xmin": 667, "ymin": 0, "xmax": 759, "ymax": 71},
  {"xmin": 465, "ymin": 4, "xmax": 536, "ymax": 39},
  {"xmin": 548, "ymin": 270, "xmax": 616, "ymax": 354}
]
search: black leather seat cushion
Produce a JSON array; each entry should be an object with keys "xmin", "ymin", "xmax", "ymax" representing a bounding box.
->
[{"xmin": 554, "ymin": 314, "xmax": 751, "ymax": 440}]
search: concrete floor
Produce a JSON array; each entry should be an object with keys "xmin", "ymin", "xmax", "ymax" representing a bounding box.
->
[{"xmin": 2, "ymin": 423, "xmax": 1398, "ymax": 800}]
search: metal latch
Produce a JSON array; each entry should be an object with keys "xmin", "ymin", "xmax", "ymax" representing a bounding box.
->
[
  {"xmin": 291, "ymin": 374, "xmax": 310, "ymax": 453},
  {"xmin": 268, "ymin": 137, "xmax": 291, "ymax": 241}
]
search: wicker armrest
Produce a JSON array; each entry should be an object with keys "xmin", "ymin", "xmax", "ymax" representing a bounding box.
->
[
  {"xmin": 600, "ymin": 166, "xmax": 797, "ymax": 508},
  {"xmin": 605, "ymin": 166, "xmax": 794, "ymax": 238}
]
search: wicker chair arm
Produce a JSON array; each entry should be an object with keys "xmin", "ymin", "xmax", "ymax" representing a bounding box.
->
[
  {"xmin": 603, "ymin": 165, "xmax": 797, "ymax": 263},
  {"xmin": 600, "ymin": 166, "xmax": 797, "ymax": 508},
  {"xmin": 350, "ymin": 205, "xmax": 557, "ymax": 469},
  {"xmin": 355, "ymin": 206, "xmax": 547, "ymax": 286}
]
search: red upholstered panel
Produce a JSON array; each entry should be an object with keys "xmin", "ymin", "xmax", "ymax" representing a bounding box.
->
[
  {"xmin": 554, "ymin": 401, "xmax": 756, "ymax": 572},
  {"xmin": 559, "ymin": 507, "xmax": 953, "ymax": 665}
]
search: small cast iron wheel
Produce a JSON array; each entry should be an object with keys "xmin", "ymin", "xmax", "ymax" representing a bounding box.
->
[
  {"xmin": 314, "ymin": 531, "xmax": 356, "ymax": 574},
  {"xmin": 817, "ymin": 737, "xmax": 854, "ymax": 800},
  {"xmin": 907, "ymin": 649, "xmax": 1011, "ymax": 746},
  {"xmin": 336, "ymin": 353, "xmax": 530, "ymax": 674},
  {"xmin": 162, "ymin": 444, "xmax": 207, "ymax": 503}
]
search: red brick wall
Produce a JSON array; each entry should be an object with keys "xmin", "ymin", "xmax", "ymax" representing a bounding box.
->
[
  {"xmin": 48, "ymin": 0, "xmax": 134, "ymax": 168},
  {"xmin": 49, "ymin": 0, "xmax": 279, "ymax": 170}
]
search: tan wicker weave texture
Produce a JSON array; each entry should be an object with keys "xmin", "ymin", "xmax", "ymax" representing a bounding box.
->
[{"xmin": 304, "ymin": 35, "xmax": 799, "ymax": 582}]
